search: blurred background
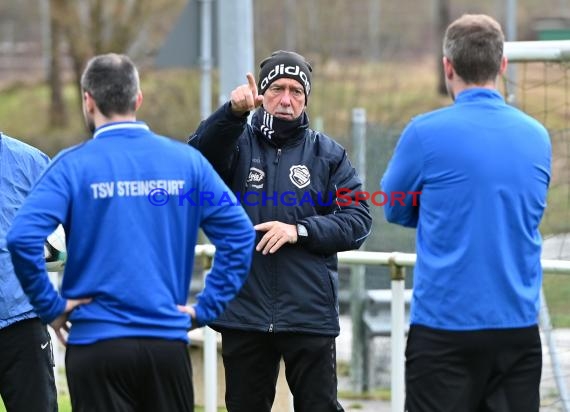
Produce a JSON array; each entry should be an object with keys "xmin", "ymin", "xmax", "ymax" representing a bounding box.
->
[
  {"xmin": 0, "ymin": 1, "xmax": 567, "ymax": 148},
  {"xmin": 1, "ymin": 1, "xmax": 569, "ymax": 406},
  {"xmin": 1, "ymin": 0, "xmax": 568, "ymax": 305}
]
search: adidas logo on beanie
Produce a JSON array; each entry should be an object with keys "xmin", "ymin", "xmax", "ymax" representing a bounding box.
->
[{"xmin": 258, "ymin": 50, "xmax": 312, "ymax": 102}]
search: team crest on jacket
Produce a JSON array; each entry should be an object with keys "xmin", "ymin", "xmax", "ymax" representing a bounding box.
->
[
  {"xmin": 289, "ymin": 165, "xmax": 310, "ymax": 188},
  {"xmin": 247, "ymin": 167, "xmax": 265, "ymax": 189}
]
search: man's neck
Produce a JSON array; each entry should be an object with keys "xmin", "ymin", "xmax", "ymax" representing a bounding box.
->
[
  {"xmin": 95, "ymin": 113, "xmax": 137, "ymax": 129},
  {"xmin": 452, "ymin": 79, "xmax": 497, "ymax": 98}
]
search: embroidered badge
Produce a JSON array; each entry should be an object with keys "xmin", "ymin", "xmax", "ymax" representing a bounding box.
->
[
  {"xmin": 289, "ymin": 165, "xmax": 310, "ymax": 188},
  {"xmin": 247, "ymin": 167, "xmax": 265, "ymax": 189}
]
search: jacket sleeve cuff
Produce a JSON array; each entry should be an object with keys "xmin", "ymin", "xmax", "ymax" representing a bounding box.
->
[
  {"xmin": 193, "ymin": 305, "xmax": 208, "ymax": 328},
  {"xmin": 296, "ymin": 220, "xmax": 310, "ymax": 245},
  {"xmin": 224, "ymin": 101, "xmax": 250, "ymax": 120}
]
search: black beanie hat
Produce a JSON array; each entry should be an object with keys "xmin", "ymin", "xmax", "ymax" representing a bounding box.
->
[{"xmin": 257, "ymin": 50, "xmax": 312, "ymax": 101}]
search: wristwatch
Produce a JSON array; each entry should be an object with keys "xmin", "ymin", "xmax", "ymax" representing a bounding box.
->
[{"xmin": 297, "ymin": 223, "xmax": 308, "ymax": 238}]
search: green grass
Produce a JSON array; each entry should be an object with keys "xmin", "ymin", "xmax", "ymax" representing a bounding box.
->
[
  {"xmin": 0, "ymin": 394, "xmax": 226, "ymax": 411},
  {"xmin": 0, "ymin": 68, "xmax": 206, "ymax": 158},
  {"xmin": 338, "ymin": 388, "xmax": 391, "ymax": 402},
  {"xmin": 542, "ymin": 184, "xmax": 570, "ymax": 236},
  {"xmin": 543, "ymin": 273, "xmax": 570, "ymax": 327},
  {"xmin": 0, "ymin": 395, "xmax": 70, "ymax": 412}
]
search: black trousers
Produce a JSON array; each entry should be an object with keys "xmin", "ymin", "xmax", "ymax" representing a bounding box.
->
[
  {"xmin": 405, "ymin": 324, "xmax": 542, "ymax": 412},
  {"xmin": 66, "ymin": 338, "xmax": 194, "ymax": 412},
  {"xmin": 0, "ymin": 318, "xmax": 57, "ymax": 412},
  {"xmin": 220, "ymin": 329, "xmax": 345, "ymax": 412}
]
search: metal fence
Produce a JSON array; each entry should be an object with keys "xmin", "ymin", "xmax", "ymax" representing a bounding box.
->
[{"xmin": 188, "ymin": 245, "xmax": 570, "ymax": 412}]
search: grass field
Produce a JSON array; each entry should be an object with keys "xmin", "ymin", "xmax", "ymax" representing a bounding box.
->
[
  {"xmin": 0, "ymin": 395, "xmax": 71, "ymax": 412},
  {"xmin": 0, "ymin": 395, "xmax": 226, "ymax": 412},
  {"xmin": 543, "ymin": 273, "xmax": 570, "ymax": 327}
]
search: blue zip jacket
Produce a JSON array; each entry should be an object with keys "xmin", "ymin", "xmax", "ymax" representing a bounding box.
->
[
  {"xmin": 190, "ymin": 104, "xmax": 372, "ymax": 336},
  {"xmin": 381, "ymin": 88, "xmax": 551, "ymax": 330},
  {"xmin": 0, "ymin": 133, "xmax": 49, "ymax": 329},
  {"xmin": 7, "ymin": 122, "xmax": 255, "ymax": 344}
]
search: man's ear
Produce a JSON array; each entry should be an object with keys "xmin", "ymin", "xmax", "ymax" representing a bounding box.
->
[
  {"xmin": 498, "ymin": 56, "xmax": 508, "ymax": 76},
  {"xmin": 83, "ymin": 91, "xmax": 95, "ymax": 114},
  {"xmin": 134, "ymin": 90, "xmax": 143, "ymax": 111},
  {"xmin": 443, "ymin": 56, "xmax": 454, "ymax": 80}
]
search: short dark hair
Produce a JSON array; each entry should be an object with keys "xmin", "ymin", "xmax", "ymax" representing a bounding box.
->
[
  {"xmin": 80, "ymin": 53, "xmax": 140, "ymax": 117},
  {"xmin": 443, "ymin": 14, "xmax": 504, "ymax": 84}
]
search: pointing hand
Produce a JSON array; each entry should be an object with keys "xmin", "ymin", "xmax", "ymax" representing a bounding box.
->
[{"xmin": 229, "ymin": 73, "xmax": 264, "ymax": 116}]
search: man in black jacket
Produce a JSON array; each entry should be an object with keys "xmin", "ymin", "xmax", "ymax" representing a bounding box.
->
[{"xmin": 189, "ymin": 50, "xmax": 372, "ymax": 412}]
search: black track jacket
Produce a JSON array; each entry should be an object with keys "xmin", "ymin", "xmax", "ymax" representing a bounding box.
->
[{"xmin": 189, "ymin": 103, "xmax": 372, "ymax": 336}]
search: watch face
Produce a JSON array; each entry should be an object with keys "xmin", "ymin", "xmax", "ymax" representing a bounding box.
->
[{"xmin": 297, "ymin": 224, "xmax": 308, "ymax": 237}]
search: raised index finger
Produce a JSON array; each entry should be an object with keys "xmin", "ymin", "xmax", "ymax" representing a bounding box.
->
[{"xmin": 246, "ymin": 72, "xmax": 258, "ymax": 97}]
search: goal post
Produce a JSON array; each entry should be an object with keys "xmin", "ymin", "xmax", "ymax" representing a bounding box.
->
[
  {"xmin": 503, "ymin": 39, "xmax": 570, "ymax": 412},
  {"xmin": 502, "ymin": 40, "xmax": 570, "ymax": 237},
  {"xmin": 505, "ymin": 40, "xmax": 570, "ymax": 62}
]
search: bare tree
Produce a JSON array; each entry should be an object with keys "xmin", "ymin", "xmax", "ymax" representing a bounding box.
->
[
  {"xmin": 48, "ymin": 0, "xmax": 67, "ymax": 127},
  {"xmin": 49, "ymin": 0, "xmax": 184, "ymax": 112},
  {"xmin": 435, "ymin": 0, "xmax": 450, "ymax": 95}
]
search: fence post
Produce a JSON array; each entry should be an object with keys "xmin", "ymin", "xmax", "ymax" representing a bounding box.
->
[
  {"xmin": 350, "ymin": 108, "xmax": 368, "ymax": 392},
  {"xmin": 539, "ymin": 287, "xmax": 570, "ymax": 412},
  {"xmin": 48, "ymin": 271, "xmax": 66, "ymax": 395},
  {"xmin": 389, "ymin": 255, "xmax": 406, "ymax": 412},
  {"xmin": 201, "ymin": 254, "xmax": 218, "ymax": 412}
]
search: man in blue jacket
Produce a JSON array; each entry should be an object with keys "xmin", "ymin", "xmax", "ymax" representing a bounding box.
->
[
  {"xmin": 190, "ymin": 50, "xmax": 372, "ymax": 412},
  {"xmin": 381, "ymin": 15, "xmax": 551, "ymax": 412},
  {"xmin": 0, "ymin": 134, "xmax": 56, "ymax": 412},
  {"xmin": 8, "ymin": 53, "xmax": 255, "ymax": 412}
]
